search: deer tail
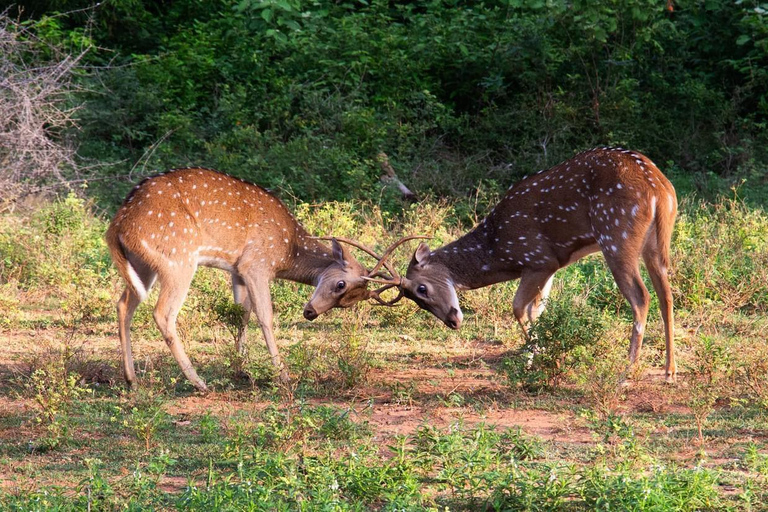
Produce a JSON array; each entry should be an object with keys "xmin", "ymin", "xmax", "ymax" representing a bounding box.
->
[
  {"xmin": 106, "ymin": 224, "xmax": 149, "ymax": 302},
  {"xmin": 653, "ymin": 189, "xmax": 678, "ymax": 270}
]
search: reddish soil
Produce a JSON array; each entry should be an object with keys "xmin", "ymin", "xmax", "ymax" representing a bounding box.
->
[{"xmin": 2, "ymin": 322, "xmax": 765, "ymax": 496}]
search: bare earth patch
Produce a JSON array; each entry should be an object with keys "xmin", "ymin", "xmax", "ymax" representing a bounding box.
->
[{"xmin": 1, "ymin": 317, "xmax": 767, "ymax": 498}]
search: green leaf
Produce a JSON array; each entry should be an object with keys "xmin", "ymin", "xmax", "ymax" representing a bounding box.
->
[
  {"xmin": 234, "ymin": 0, "xmax": 252, "ymax": 12},
  {"xmin": 282, "ymin": 19, "xmax": 301, "ymax": 31},
  {"xmin": 276, "ymin": 0, "xmax": 295, "ymax": 12}
]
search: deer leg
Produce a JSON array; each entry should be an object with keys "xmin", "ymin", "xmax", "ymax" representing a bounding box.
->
[
  {"xmin": 526, "ymin": 273, "xmax": 555, "ymax": 324},
  {"xmin": 153, "ymin": 270, "xmax": 208, "ymax": 391},
  {"xmin": 643, "ymin": 244, "xmax": 676, "ymax": 383},
  {"xmin": 117, "ymin": 263, "xmax": 156, "ymax": 389},
  {"xmin": 231, "ymin": 274, "xmax": 252, "ymax": 356},
  {"xmin": 240, "ymin": 274, "xmax": 289, "ymax": 382},
  {"xmin": 117, "ymin": 287, "xmax": 142, "ymax": 388},
  {"xmin": 513, "ymin": 269, "xmax": 558, "ymax": 337},
  {"xmin": 604, "ymin": 256, "xmax": 650, "ymax": 375}
]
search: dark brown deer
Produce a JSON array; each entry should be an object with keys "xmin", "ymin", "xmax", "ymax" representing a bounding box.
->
[
  {"xmin": 106, "ymin": 167, "xmax": 413, "ymax": 391},
  {"xmin": 369, "ymin": 147, "xmax": 678, "ymax": 382}
]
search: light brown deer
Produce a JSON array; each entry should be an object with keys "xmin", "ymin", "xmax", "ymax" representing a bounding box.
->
[
  {"xmin": 106, "ymin": 167, "xmax": 413, "ymax": 391},
  {"xmin": 369, "ymin": 147, "xmax": 678, "ymax": 382}
]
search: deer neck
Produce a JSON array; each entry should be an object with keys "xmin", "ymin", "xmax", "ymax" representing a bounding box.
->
[
  {"xmin": 432, "ymin": 228, "xmax": 518, "ymax": 290},
  {"xmin": 276, "ymin": 231, "xmax": 336, "ymax": 286}
]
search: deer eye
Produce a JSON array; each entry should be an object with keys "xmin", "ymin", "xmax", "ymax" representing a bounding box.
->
[
  {"xmin": 417, "ymin": 284, "xmax": 428, "ymax": 296},
  {"xmin": 336, "ymin": 280, "xmax": 346, "ymax": 291}
]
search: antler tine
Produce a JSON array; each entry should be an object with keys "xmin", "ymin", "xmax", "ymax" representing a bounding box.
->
[
  {"xmin": 368, "ymin": 235, "xmax": 431, "ymax": 278},
  {"xmin": 361, "ymin": 275, "xmax": 401, "ymax": 286},
  {"xmin": 369, "ymin": 283, "xmax": 404, "ymax": 307},
  {"xmin": 312, "ymin": 236, "xmax": 399, "ymax": 279}
]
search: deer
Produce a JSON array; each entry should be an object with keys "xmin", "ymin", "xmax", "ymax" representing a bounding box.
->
[
  {"xmin": 367, "ymin": 147, "xmax": 678, "ymax": 383},
  {"xmin": 106, "ymin": 167, "xmax": 419, "ymax": 391}
]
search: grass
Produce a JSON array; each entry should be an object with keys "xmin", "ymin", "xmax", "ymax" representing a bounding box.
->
[{"xmin": 0, "ymin": 193, "xmax": 767, "ymax": 509}]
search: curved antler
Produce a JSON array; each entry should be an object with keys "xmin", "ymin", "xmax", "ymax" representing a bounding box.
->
[
  {"xmin": 368, "ymin": 283, "xmax": 404, "ymax": 307},
  {"xmin": 315, "ymin": 234, "xmax": 429, "ymax": 306},
  {"xmin": 368, "ymin": 235, "xmax": 431, "ymax": 278},
  {"xmin": 312, "ymin": 236, "xmax": 399, "ymax": 279}
]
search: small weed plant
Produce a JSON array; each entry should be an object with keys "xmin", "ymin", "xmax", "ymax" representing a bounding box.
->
[
  {"xmin": 502, "ymin": 295, "xmax": 608, "ymax": 391},
  {"xmin": 685, "ymin": 334, "xmax": 733, "ymax": 445},
  {"xmin": 26, "ymin": 366, "xmax": 88, "ymax": 451},
  {"xmin": 21, "ymin": 341, "xmax": 90, "ymax": 451},
  {"xmin": 573, "ymin": 330, "xmax": 631, "ymax": 419},
  {"xmin": 123, "ymin": 394, "xmax": 171, "ymax": 452}
]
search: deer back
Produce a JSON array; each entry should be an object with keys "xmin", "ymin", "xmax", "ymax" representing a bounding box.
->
[
  {"xmin": 482, "ymin": 147, "xmax": 676, "ymax": 270},
  {"xmin": 108, "ymin": 168, "xmax": 315, "ymax": 275}
]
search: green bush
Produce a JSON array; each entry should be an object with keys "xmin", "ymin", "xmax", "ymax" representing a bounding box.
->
[
  {"xmin": 11, "ymin": 0, "xmax": 764, "ymax": 207},
  {"xmin": 581, "ymin": 465, "xmax": 723, "ymax": 511},
  {"xmin": 0, "ymin": 194, "xmax": 112, "ymax": 294},
  {"xmin": 502, "ymin": 295, "xmax": 608, "ymax": 391},
  {"xmin": 673, "ymin": 197, "xmax": 768, "ymax": 314},
  {"xmin": 24, "ymin": 362, "xmax": 90, "ymax": 451}
]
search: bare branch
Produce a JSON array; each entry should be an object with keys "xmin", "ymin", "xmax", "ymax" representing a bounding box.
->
[
  {"xmin": 0, "ymin": 11, "xmax": 88, "ymax": 202},
  {"xmin": 377, "ymin": 152, "xmax": 417, "ymax": 202}
]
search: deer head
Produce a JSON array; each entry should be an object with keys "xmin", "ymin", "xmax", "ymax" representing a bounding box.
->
[
  {"xmin": 302, "ymin": 238, "xmax": 376, "ymax": 320},
  {"xmin": 400, "ymin": 242, "xmax": 463, "ymax": 329}
]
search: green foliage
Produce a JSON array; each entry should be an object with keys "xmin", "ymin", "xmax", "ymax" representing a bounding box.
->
[
  {"xmin": 742, "ymin": 443, "xmax": 768, "ymax": 477},
  {"xmin": 123, "ymin": 403, "xmax": 171, "ymax": 452},
  {"xmin": 11, "ymin": 0, "xmax": 765, "ymax": 207},
  {"xmin": 685, "ymin": 334, "xmax": 734, "ymax": 444},
  {"xmin": 181, "ymin": 440, "xmax": 422, "ymax": 510},
  {"xmin": 573, "ymin": 333, "xmax": 631, "ymax": 419},
  {"xmin": 414, "ymin": 422, "xmax": 567, "ymax": 510},
  {"xmin": 0, "ymin": 283, "xmax": 21, "ymax": 327},
  {"xmin": 0, "ymin": 410, "xmax": 749, "ymax": 511},
  {"xmin": 502, "ymin": 295, "xmax": 608, "ymax": 391},
  {"xmin": 673, "ymin": 195, "xmax": 768, "ymax": 314},
  {"xmin": 0, "ymin": 194, "xmax": 112, "ymax": 294},
  {"xmin": 223, "ymin": 403, "xmax": 369, "ymax": 460},
  {"xmin": 581, "ymin": 464, "xmax": 724, "ymax": 511},
  {"xmin": 23, "ymin": 359, "xmax": 90, "ymax": 451},
  {"xmin": 733, "ymin": 338, "xmax": 768, "ymax": 411}
]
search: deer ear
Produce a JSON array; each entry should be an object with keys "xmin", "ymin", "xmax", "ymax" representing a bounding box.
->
[
  {"xmin": 331, "ymin": 237, "xmax": 349, "ymax": 267},
  {"xmin": 413, "ymin": 242, "xmax": 431, "ymax": 265}
]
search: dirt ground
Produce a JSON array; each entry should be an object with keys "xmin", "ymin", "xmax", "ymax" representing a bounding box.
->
[{"xmin": 1, "ymin": 319, "xmax": 765, "ymax": 495}]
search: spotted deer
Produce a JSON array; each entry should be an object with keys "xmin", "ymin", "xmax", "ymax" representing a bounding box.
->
[
  {"xmin": 369, "ymin": 147, "xmax": 678, "ymax": 382},
  {"xmin": 106, "ymin": 167, "xmax": 414, "ymax": 391}
]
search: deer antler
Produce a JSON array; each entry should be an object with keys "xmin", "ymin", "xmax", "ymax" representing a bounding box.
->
[
  {"xmin": 368, "ymin": 235, "xmax": 431, "ymax": 277},
  {"xmin": 312, "ymin": 236, "xmax": 399, "ymax": 279},
  {"xmin": 362, "ymin": 235, "xmax": 431, "ymax": 305},
  {"xmin": 368, "ymin": 283, "xmax": 404, "ymax": 307},
  {"xmin": 315, "ymin": 234, "xmax": 429, "ymax": 306},
  {"xmin": 361, "ymin": 275, "xmax": 401, "ymax": 286}
]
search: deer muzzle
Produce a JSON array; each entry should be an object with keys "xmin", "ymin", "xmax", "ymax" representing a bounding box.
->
[
  {"xmin": 444, "ymin": 307, "xmax": 462, "ymax": 330},
  {"xmin": 303, "ymin": 304, "xmax": 319, "ymax": 321}
]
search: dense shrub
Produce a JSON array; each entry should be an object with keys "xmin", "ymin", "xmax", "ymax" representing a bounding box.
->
[
  {"xmin": 6, "ymin": 1, "xmax": 766, "ymax": 207},
  {"xmin": 502, "ymin": 296, "xmax": 609, "ymax": 391}
]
